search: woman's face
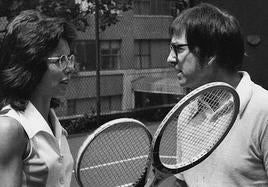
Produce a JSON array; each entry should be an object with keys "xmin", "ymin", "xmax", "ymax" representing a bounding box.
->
[{"xmin": 36, "ymin": 38, "xmax": 74, "ymax": 98}]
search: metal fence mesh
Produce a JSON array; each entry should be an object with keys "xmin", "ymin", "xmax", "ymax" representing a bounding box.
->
[{"xmin": 0, "ymin": 1, "xmax": 186, "ymax": 131}]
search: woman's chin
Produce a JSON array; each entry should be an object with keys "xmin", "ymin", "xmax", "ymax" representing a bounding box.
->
[{"xmin": 53, "ymin": 91, "xmax": 66, "ymax": 98}]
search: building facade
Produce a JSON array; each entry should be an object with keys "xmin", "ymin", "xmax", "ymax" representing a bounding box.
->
[
  {"xmin": 58, "ymin": 0, "xmax": 185, "ymax": 118},
  {"xmin": 59, "ymin": 0, "xmax": 268, "ymax": 118}
]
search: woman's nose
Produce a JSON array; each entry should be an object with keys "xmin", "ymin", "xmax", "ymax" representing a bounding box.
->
[{"xmin": 64, "ymin": 64, "xmax": 76, "ymax": 76}]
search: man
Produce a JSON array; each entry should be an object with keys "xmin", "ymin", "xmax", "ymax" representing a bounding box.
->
[{"xmin": 167, "ymin": 3, "xmax": 268, "ymax": 187}]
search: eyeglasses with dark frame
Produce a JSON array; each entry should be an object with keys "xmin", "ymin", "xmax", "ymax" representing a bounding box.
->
[
  {"xmin": 169, "ymin": 43, "xmax": 189, "ymax": 56},
  {"xmin": 48, "ymin": 54, "xmax": 75, "ymax": 70}
]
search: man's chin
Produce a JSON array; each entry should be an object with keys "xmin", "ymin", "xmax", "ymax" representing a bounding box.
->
[
  {"xmin": 179, "ymin": 82, "xmax": 199, "ymax": 92},
  {"xmin": 178, "ymin": 80, "xmax": 189, "ymax": 89}
]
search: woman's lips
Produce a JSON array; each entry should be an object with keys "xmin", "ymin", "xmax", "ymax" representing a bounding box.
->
[
  {"xmin": 177, "ymin": 70, "xmax": 183, "ymax": 77},
  {"xmin": 59, "ymin": 78, "xmax": 69, "ymax": 84}
]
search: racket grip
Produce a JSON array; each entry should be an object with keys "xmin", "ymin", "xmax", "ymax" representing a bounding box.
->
[
  {"xmin": 148, "ymin": 178, "xmax": 162, "ymax": 187},
  {"xmin": 146, "ymin": 169, "xmax": 166, "ymax": 187}
]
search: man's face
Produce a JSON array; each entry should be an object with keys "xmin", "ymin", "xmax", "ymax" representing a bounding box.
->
[{"xmin": 167, "ymin": 32, "xmax": 213, "ymax": 89}]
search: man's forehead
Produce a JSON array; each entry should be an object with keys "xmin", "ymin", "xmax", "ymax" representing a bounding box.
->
[{"xmin": 171, "ymin": 31, "xmax": 187, "ymax": 44}]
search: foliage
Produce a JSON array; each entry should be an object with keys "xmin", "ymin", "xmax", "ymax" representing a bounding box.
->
[
  {"xmin": 171, "ymin": 0, "xmax": 202, "ymax": 16},
  {"xmin": 61, "ymin": 113, "xmax": 97, "ymax": 134},
  {"xmin": 0, "ymin": 0, "xmax": 133, "ymax": 32},
  {"xmin": 0, "ymin": 0, "xmax": 37, "ymax": 21}
]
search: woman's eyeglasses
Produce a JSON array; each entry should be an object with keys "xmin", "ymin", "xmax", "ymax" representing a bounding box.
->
[{"xmin": 48, "ymin": 54, "xmax": 75, "ymax": 70}]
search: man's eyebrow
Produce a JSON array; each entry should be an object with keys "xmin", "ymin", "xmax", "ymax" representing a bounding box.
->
[{"xmin": 170, "ymin": 43, "xmax": 189, "ymax": 46}]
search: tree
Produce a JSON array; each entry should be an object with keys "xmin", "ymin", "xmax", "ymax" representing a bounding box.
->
[
  {"xmin": 0, "ymin": 0, "xmax": 133, "ymax": 33},
  {"xmin": 169, "ymin": 0, "xmax": 201, "ymax": 17}
]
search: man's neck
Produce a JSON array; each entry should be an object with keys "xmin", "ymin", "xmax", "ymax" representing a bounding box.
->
[{"xmin": 214, "ymin": 70, "xmax": 242, "ymax": 89}]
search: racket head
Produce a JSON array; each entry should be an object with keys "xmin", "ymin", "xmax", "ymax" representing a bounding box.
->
[
  {"xmin": 151, "ymin": 82, "xmax": 240, "ymax": 174},
  {"xmin": 74, "ymin": 118, "xmax": 152, "ymax": 187}
]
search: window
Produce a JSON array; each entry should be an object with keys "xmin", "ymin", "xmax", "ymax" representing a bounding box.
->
[
  {"xmin": 150, "ymin": 39, "xmax": 170, "ymax": 68},
  {"xmin": 133, "ymin": 0, "xmax": 150, "ymax": 15},
  {"xmin": 74, "ymin": 40, "xmax": 121, "ymax": 71},
  {"xmin": 133, "ymin": 0, "xmax": 174, "ymax": 15},
  {"xmin": 74, "ymin": 40, "xmax": 96, "ymax": 71},
  {"xmin": 134, "ymin": 40, "xmax": 151, "ymax": 69},
  {"xmin": 100, "ymin": 40, "xmax": 121, "ymax": 70}
]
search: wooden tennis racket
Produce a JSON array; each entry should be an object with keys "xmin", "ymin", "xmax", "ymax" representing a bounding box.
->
[
  {"xmin": 144, "ymin": 82, "xmax": 240, "ymax": 186},
  {"xmin": 74, "ymin": 118, "xmax": 152, "ymax": 187}
]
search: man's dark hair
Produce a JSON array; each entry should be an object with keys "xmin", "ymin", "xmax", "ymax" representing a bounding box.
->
[
  {"xmin": 169, "ymin": 3, "xmax": 245, "ymax": 72},
  {"xmin": 0, "ymin": 10, "xmax": 76, "ymax": 111}
]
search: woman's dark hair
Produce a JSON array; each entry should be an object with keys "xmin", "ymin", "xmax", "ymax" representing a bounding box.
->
[
  {"xmin": 0, "ymin": 10, "xmax": 76, "ymax": 111},
  {"xmin": 169, "ymin": 3, "xmax": 245, "ymax": 72}
]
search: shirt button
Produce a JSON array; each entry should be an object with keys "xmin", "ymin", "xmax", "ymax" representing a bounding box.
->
[
  {"xmin": 58, "ymin": 155, "xmax": 64, "ymax": 163},
  {"xmin": 59, "ymin": 177, "xmax": 64, "ymax": 184}
]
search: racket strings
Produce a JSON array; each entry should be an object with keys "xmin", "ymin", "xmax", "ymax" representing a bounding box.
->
[
  {"xmin": 179, "ymin": 90, "xmax": 235, "ymax": 162},
  {"xmin": 158, "ymin": 89, "xmax": 236, "ymax": 168},
  {"xmin": 79, "ymin": 124, "xmax": 151, "ymax": 187},
  {"xmin": 199, "ymin": 89, "xmax": 230, "ymax": 112}
]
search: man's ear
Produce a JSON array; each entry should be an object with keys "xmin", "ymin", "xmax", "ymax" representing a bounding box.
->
[{"xmin": 207, "ymin": 56, "xmax": 216, "ymax": 65}]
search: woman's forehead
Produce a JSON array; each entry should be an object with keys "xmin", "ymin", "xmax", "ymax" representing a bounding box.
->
[{"xmin": 50, "ymin": 39, "xmax": 70, "ymax": 56}]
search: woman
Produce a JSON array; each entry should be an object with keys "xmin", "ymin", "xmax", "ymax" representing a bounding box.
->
[{"xmin": 0, "ymin": 10, "xmax": 76, "ymax": 186}]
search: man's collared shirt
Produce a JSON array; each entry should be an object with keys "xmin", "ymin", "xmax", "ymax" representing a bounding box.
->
[{"xmin": 176, "ymin": 71, "xmax": 268, "ymax": 186}]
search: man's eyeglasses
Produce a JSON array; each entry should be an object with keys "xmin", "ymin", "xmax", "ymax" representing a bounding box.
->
[
  {"xmin": 170, "ymin": 43, "xmax": 189, "ymax": 56},
  {"xmin": 48, "ymin": 54, "xmax": 75, "ymax": 70}
]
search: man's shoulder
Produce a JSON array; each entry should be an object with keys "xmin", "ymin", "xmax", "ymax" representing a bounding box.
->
[
  {"xmin": 250, "ymin": 83, "xmax": 268, "ymax": 111},
  {"xmin": 252, "ymin": 83, "xmax": 268, "ymax": 98}
]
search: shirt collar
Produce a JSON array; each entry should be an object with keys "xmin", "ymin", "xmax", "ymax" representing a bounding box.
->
[
  {"xmin": 49, "ymin": 108, "xmax": 68, "ymax": 138},
  {"xmin": 235, "ymin": 71, "xmax": 253, "ymax": 118},
  {"xmin": 188, "ymin": 72, "xmax": 252, "ymax": 120},
  {"xmin": 23, "ymin": 102, "xmax": 67, "ymax": 138}
]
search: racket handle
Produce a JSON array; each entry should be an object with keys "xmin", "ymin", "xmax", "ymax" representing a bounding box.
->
[
  {"xmin": 146, "ymin": 169, "xmax": 167, "ymax": 187},
  {"xmin": 148, "ymin": 178, "xmax": 162, "ymax": 187}
]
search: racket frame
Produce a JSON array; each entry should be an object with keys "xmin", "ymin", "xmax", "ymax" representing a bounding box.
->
[
  {"xmin": 151, "ymin": 82, "xmax": 240, "ymax": 174},
  {"xmin": 74, "ymin": 118, "xmax": 152, "ymax": 187}
]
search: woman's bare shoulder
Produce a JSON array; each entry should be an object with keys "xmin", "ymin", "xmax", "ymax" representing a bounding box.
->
[{"xmin": 0, "ymin": 116, "xmax": 28, "ymax": 161}]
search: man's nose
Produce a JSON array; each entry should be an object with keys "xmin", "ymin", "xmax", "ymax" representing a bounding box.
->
[{"xmin": 167, "ymin": 50, "xmax": 178, "ymax": 67}]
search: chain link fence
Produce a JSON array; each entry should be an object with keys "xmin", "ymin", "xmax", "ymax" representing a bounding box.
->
[
  {"xmin": 55, "ymin": 1, "xmax": 188, "ymax": 133},
  {"xmin": 0, "ymin": 1, "xmax": 188, "ymax": 134}
]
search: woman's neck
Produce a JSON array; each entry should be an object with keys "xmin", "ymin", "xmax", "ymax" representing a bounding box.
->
[{"xmin": 30, "ymin": 96, "xmax": 51, "ymax": 122}]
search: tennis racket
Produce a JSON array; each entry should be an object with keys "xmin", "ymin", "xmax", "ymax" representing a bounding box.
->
[
  {"xmin": 144, "ymin": 82, "xmax": 240, "ymax": 186},
  {"xmin": 74, "ymin": 118, "xmax": 152, "ymax": 187}
]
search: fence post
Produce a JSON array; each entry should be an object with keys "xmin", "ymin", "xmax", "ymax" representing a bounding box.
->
[{"xmin": 95, "ymin": 0, "xmax": 101, "ymax": 126}]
